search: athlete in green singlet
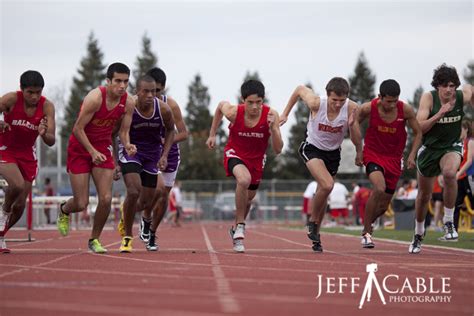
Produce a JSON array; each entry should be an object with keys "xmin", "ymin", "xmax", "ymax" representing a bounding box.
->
[{"xmin": 409, "ymin": 64, "xmax": 473, "ymax": 254}]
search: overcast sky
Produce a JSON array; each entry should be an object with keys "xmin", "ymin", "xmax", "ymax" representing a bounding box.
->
[{"xmin": 1, "ymin": 0, "xmax": 472, "ymax": 148}]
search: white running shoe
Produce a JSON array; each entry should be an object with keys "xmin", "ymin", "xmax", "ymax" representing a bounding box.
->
[
  {"xmin": 409, "ymin": 234, "xmax": 423, "ymax": 254},
  {"xmin": 233, "ymin": 238, "xmax": 245, "ymax": 253},
  {"xmin": 441, "ymin": 221, "xmax": 458, "ymax": 241},
  {"xmin": 0, "ymin": 236, "xmax": 10, "ymax": 254},
  {"xmin": 233, "ymin": 223, "xmax": 245, "ymax": 239},
  {"xmin": 0, "ymin": 210, "xmax": 10, "ymax": 234},
  {"xmin": 361, "ymin": 232, "xmax": 375, "ymax": 248}
]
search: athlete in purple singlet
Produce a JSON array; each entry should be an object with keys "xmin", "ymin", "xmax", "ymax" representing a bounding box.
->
[
  {"xmin": 137, "ymin": 67, "xmax": 188, "ymax": 250},
  {"xmin": 116, "ymin": 75, "xmax": 175, "ymax": 253}
]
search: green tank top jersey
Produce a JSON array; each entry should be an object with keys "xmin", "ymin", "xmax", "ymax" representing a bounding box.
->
[{"xmin": 422, "ymin": 90, "xmax": 464, "ymax": 149}]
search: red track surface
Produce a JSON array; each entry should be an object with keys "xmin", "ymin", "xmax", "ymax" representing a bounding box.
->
[{"xmin": 1, "ymin": 222, "xmax": 473, "ymax": 316}]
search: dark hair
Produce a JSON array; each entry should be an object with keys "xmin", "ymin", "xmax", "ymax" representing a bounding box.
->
[
  {"xmin": 106, "ymin": 62, "xmax": 130, "ymax": 80},
  {"xmin": 431, "ymin": 63, "xmax": 460, "ymax": 89},
  {"xmin": 241, "ymin": 80, "xmax": 265, "ymax": 100},
  {"xmin": 136, "ymin": 75, "xmax": 156, "ymax": 90},
  {"xmin": 325, "ymin": 77, "xmax": 350, "ymax": 96},
  {"xmin": 462, "ymin": 120, "xmax": 472, "ymax": 138},
  {"xmin": 45, "ymin": 177, "xmax": 51, "ymax": 184},
  {"xmin": 379, "ymin": 79, "xmax": 400, "ymax": 98},
  {"xmin": 146, "ymin": 67, "xmax": 167, "ymax": 86},
  {"xmin": 20, "ymin": 70, "xmax": 44, "ymax": 89}
]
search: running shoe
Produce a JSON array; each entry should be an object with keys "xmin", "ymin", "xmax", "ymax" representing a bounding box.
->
[
  {"xmin": 441, "ymin": 221, "xmax": 458, "ymax": 241},
  {"xmin": 139, "ymin": 217, "xmax": 150, "ymax": 243},
  {"xmin": 307, "ymin": 221, "xmax": 318, "ymax": 242},
  {"xmin": 311, "ymin": 233, "xmax": 323, "ymax": 253},
  {"xmin": 88, "ymin": 238, "xmax": 107, "ymax": 254},
  {"xmin": 229, "ymin": 226, "xmax": 245, "ymax": 253},
  {"xmin": 233, "ymin": 238, "xmax": 245, "ymax": 253},
  {"xmin": 233, "ymin": 223, "xmax": 245, "ymax": 239},
  {"xmin": 408, "ymin": 234, "xmax": 424, "ymax": 254},
  {"xmin": 117, "ymin": 204, "xmax": 125, "ymax": 238},
  {"xmin": 146, "ymin": 233, "xmax": 158, "ymax": 251},
  {"xmin": 119, "ymin": 236, "xmax": 133, "ymax": 253},
  {"xmin": 361, "ymin": 232, "xmax": 375, "ymax": 248},
  {"xmin": 57, "ymin": 202, "xmax": 70, "ymax": 236},
  {"xmin": 0, "ymin": 210, "xmax": 10, "ymax": 236},
  {"xmin": 0, "ymin": 236, "xmax": 10, "ymax": 254}
]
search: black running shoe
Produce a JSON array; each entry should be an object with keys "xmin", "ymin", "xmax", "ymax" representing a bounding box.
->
[
  {"xmin": 409, "ymin": 233, "xmax": 423, "ymax": 254},
  {"xmin": 311, "ymin": 233, "xmax": 323, "ymax": 253},
  {"xmin": 146, "ymin": 233, "xmax": 158, "ymax": 251},
  {"xmin": 139, "ymin": 217, "xmax": 151, "ymax": 243},
  {"xmin": 307, "ymin": 221, "xmax": 318, "ymax": 242}
]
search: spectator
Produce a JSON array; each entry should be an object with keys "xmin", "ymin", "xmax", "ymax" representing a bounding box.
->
[
  {"xmin": 302, "ymin": 181, "xmax": 317, "ymax": 225},
  {"xmin": 328, "ymin": 181, "xmax": 349, "ymax": 225}
]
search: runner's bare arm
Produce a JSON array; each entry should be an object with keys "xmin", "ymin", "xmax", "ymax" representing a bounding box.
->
[
  {"xmin": 166, "ymin": 96, "xmax": 188, "ymax": 143},
  {"xmin": 72, "ymin": 88, "xmax": 103, "ymax": 159},
  {"xmin": 0, "ymin": 92, "xmax": 17, "ymax": 114},
  {"xmin": 404, "ymin": 103, "xmax": 421, "ymax": 169},
  {"xmin": 159, "ymin": 100, "xmax": 176, "ymax": 162},
  {"xmin": 118, "ymin": 95, "xmax": 137, "ymax": 157},
  {"xmin": 416, "ymin": 92, "xmax": 452, "ymax": 134},
  {"xmin": 0, "ymin": 92, "xmax": 17, "ymax": 132},
  {"xmin": 268, "ymin": 108, "xmax": 283, "ymax": 154},
  {"xmin": 280, "ymin": 85, "xmax": 319, "ymax": 126},
  {"xmin": 206, "ymin": 101, "xmax": 237, "ymax": 149},
  {"xmin": 348, "ymin": 101, "xmax": 363, "ymax": 166},
  {"xmin": 456, "ymin": 138, "xmax": 474, "ymax": 178},
  {"xmin": 39, "ymin": 99, "xmax": 56, "ymax": 146},
  {"xmin": 358, "ymin": 102, "xmax": 371, "ymax": 124}
]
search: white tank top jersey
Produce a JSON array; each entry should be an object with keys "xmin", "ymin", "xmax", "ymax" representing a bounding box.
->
[{"xmin": 305, "ymin": 96, "xmax": 349, "ymax": 151}]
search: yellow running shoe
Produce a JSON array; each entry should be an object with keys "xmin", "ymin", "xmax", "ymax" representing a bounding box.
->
[
  {"xmin": 57, "ymin": 202, "xmax": 70, "ymax": 236},
  {"xmin": 117, "ymin": 203, "xmax": 125, "ymax": 237},
  {"xmin": 88, "ymin": 238, "xmax": 107, "ymax": 254},
  {"xmin": 119, "ymin": 236, "xmax": 133, "ymax": 253}
]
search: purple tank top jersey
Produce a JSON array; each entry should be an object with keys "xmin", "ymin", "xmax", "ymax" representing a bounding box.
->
[
  {"xmin": 161, "ymin": 95, "xmax": 181, "ymax": 173},
  {"xmin": 118, "ymin": 98, "xmax": 164, "ymax": 172}
]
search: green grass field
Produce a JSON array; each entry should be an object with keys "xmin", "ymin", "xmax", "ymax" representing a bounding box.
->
[{"xmin": 319, "ymin": 227, "xmax": 474, "ymax": 250}]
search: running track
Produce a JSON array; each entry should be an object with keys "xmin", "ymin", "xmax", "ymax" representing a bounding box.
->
[{"xmin": 1, "ymin": 222, "xmax": 473, "ymax": 316}]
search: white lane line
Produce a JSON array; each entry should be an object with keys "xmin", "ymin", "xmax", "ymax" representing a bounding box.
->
[
  {"xmin": 201, "ymin": 225, "xmax": 240, "ymax": 314},
  {"xmin": 252, "ymin": 229, "xmax": 474, "ymax": 284},
  {"xmin": 0, "ymin": 252, "xmax": 83, "ymax": 278},
  {"xmin": 276, "ymin": 226, "xmax": 474, "ymax": 255}
]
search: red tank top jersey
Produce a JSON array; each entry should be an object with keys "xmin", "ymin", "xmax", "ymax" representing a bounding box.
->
[
  {"xmin": 433, "ymin": 177, "xmax": 442, "ymax": 193},
  {"xmin": 363, "ymin": 98, "xmax": 407, "ymax": 158},
  {"xmin": 225, "ymin": 104, "xmax": 271, "ymax": 160},
  {"xmin": 69, "ymin": 86, "xmax": 127, "ymax": 148},
  {"xmin": 458, "ymin": 138, "xmax": 471, "ymax": 179},
  {"xmin": 0, "ymin": 91, "xmax": 45, "ymax": 157}
]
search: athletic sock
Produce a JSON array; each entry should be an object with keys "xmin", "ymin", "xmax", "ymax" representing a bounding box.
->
[
  {"xmin": 415, "ymin": 220, "xmax": 425, "ymax": 236},
  {"xmin": 442, "ymin": 207, "xmax": 454, "ymax": 224}
]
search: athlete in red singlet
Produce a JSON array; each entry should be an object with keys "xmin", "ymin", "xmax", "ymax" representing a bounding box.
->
[
  {"xmin": 56, "ymin": 62, "xmax": 137, "ymax": 254},
  {"xmin": 358, "ymin": 79, "xmax": 421, "ymax": 248},
  {"xmin": 0, "ymin": 70, "xmax": 56, "ymax": 253},
  {"xmin": 206, "ymin": 80, "xmax": 283, "ymax": 253}
]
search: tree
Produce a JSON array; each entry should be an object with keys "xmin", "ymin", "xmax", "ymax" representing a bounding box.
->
[
  {"xmin": 130, "ymin": 32, "xmax": 158, "ymax": 92},
  {"xmin": 463, "ymin": 60, "xmax": 474, "ymax": 84},
  {"xmin": 278, "ymin": 83, "xmax": 313, "ymax": 179},
  {"xmin": 348, "ymin": 52, "xmax": 376, "ymax": 104},
  {"xmin": 463, "ymin": 60, "xmax": 474, "ymax": 121},
  {"xmin": 348, "ymin": 51, "xmax": 376, "ymax": 137},
  {"xmin": 410, "ymin": 85, "xmax": 424, "ymax": 111},
  {"xmin": 60, "ymin": 32, "xmax": 106, "ymax": 164},
  {"xmin": 179, "ymin": 74, "xmax": 226, "ymax": 180}
]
